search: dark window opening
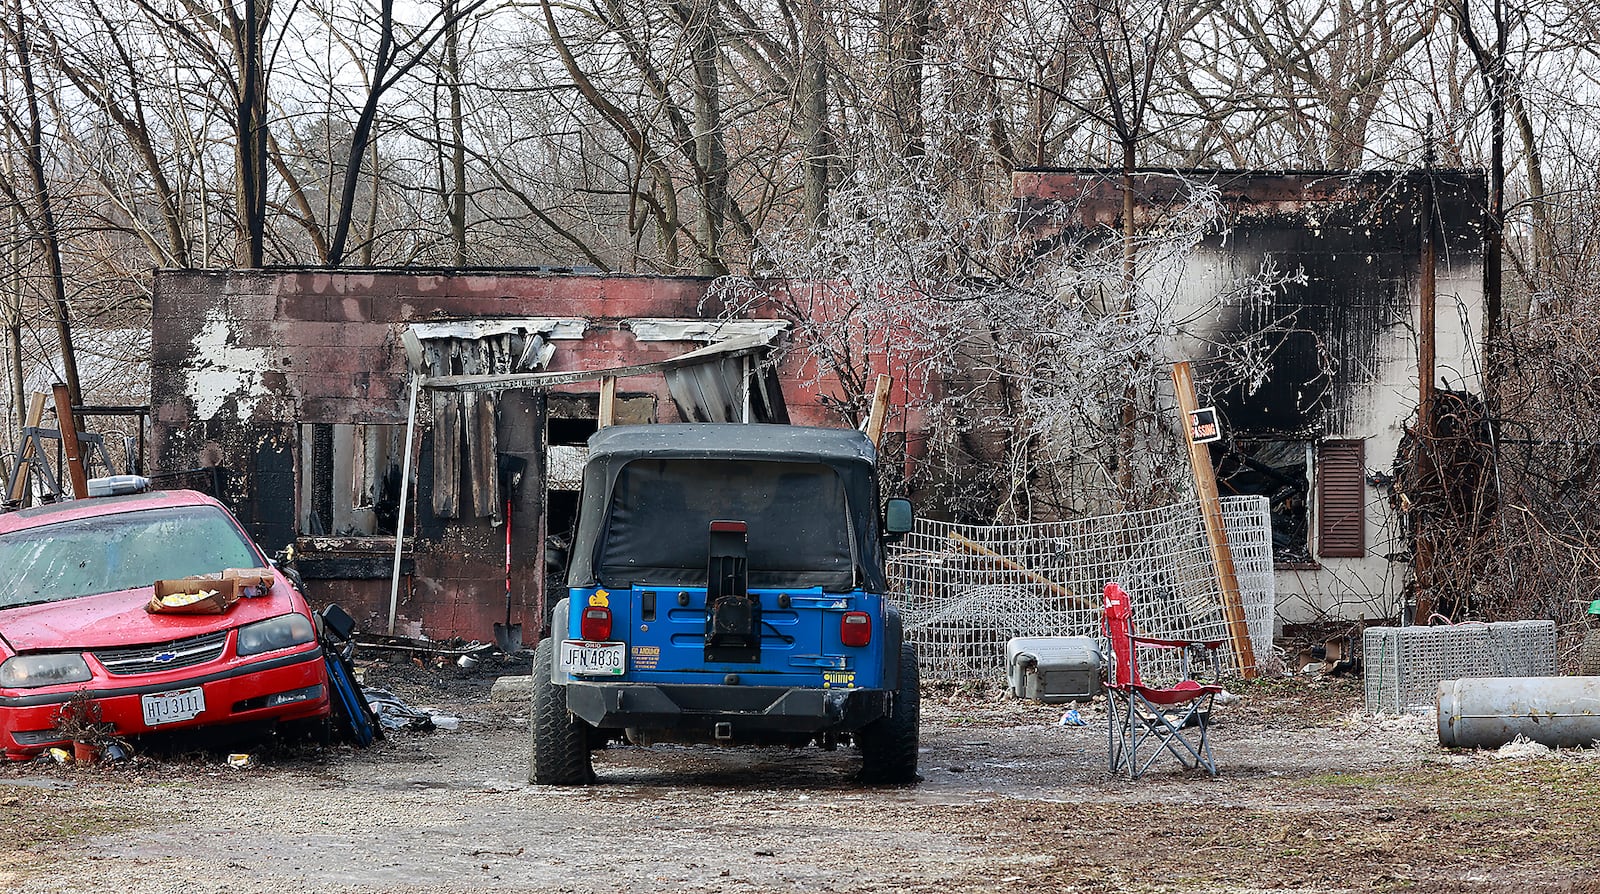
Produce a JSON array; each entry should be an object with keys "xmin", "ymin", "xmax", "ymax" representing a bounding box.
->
[
  {"xmin": 544, "ymin": 489, "xmax": 580, "ymax": 602},
  {"xmin": 548, "ymin": 490, "xmax": 581, "ymax": 543},
  {"xmin": 548, "ymin": 416, "xmax": 598, "ymax": 447},
  {"xmin": 298, "ymin": 423, "xmax": 404, "ymax": 536},
  {"xmin": 1216, "ymin": 439, "xmax": 1312, "ymax": 565}
]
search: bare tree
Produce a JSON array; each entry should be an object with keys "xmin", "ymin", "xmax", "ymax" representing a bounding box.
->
[
  {"xmin": 881, "ymin": 0, "xmax": 929, "ymax": 160},
  {"xmin": 0, "ymin": 0, "xmax": 82, "ymax": 406},
  {"xmin": 322, "ymin": 0, "xmax": 489, "ymax": 265},
  {"xmin": 443, "ymin": 0, "xmax": 466, "ymax": 265}
]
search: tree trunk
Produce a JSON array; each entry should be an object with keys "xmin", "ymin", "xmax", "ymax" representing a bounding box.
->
[
  {"xmin": 5, "ymin": 318, "xmax": 20, "ymax": 436},
  {"xmin": 1117, "ymin": 137, "xmax": 1138, "ymax": 502},
  {"xmin": 3, "ymin": 151, "xmax": 23, "ymax": 434},
  {"xmin": 1455, "ymin": 1, "xmax": 1545, "ymax": 286},
  {"xmin": 232, "ymin": 0, "xmax": 268, "ymax": 267},
  {"xmin": 5, "ymin": 237, "xmax": 21, "ymax": 435},
  {"xmin": 10, "ymin": 0, "xmax": 81, "ymax": 408},
  {"xmin": 798, "ymin": 0, "xmax": 831, "ymax": 230},
  {"xmin": 327, "ymin": 5, "xmax": 393, "ymax": 266},
  {"xmin": 326, "ymin": 0, "xmax": 486, "ymax": 266},
  {"xmin": 1484, "ymin": 0, "xmax": 1504, "ymax": 399},
  {"xmin": 445, "ymin": 0, "xmax": 467, "ymax": 265},
  {"xmin": 362, "ymin": 134, "xmax": 380, "ymax": 265},
  {"xmin": 686, "ymin": 0, "xmax": 727, "ymax": 275},
  {"xmin": 881, "ymin": 0, "xmax": 928, "ymax": 160}
]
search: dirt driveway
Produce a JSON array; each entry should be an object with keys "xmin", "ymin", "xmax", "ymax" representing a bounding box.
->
[{"xmin": 3, "ymin": 665, "xmax": 1598, "ymax": 894}]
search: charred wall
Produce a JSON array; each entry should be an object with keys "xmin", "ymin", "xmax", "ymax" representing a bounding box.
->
[
  {"xmin": 1014, "ymin": 170, "xmax": 1488, "ymax": 438},
  {"xmin": 1203, "ymin": 173, "xmax": 1485, "ymax": 437},
  {"xmin": 149, "ymin": 271, "xmax": 801, "ymax": 640},
  {"xmin": 1012, "ymin": 169, "xmax": 1488, "ymax": 622}
]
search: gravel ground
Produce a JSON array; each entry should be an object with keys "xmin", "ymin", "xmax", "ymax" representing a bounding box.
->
[{"xmin": 3, "ymin": 660, "xmax": 1598, "ymax": 894}]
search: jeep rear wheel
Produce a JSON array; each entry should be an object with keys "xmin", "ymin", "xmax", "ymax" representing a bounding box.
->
[
  {"xmin": 857, "ymin": 642, "xmax": 920, "ymax": 784},
  {"xmin": 530, "ymin": 638, "xmax": 595, "ymax": 785}
]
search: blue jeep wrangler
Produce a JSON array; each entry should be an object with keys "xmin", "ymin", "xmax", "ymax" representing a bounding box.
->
[{"xmin": 531, "ymin": 423, "xmax": 919, "ymax": 784}]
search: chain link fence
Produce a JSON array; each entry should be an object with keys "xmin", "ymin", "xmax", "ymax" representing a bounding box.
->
[{"xmin": 888, "ymin": 495, "xmax": 1275, "ymax": 681}]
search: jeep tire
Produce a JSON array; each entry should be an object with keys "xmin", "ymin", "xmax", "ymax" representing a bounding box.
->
[
  {"xmin": 857, "ymin": 642, "xmax": 920, "ymax": 784},
  {"xmin": 530, "ymin": 638, "xmax": 595, "ymax": 785}
]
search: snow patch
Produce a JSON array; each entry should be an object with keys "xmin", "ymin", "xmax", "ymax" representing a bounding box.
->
[{"xmin": 1494, "ymin": 735, "xmax": 1553, "ymax": 759}]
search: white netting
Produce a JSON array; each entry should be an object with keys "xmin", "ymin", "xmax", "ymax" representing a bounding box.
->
[{"xmin": 888, "ymin": 495, "xmax": 1275, "ymax": 681}]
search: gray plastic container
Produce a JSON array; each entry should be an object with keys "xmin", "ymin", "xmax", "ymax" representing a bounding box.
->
[{"xmin": 1006, "ymin": 636, "xmax": 1102, "ymax": 703}]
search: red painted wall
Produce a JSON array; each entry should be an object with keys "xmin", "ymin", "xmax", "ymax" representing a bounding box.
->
[{"xmin": 150, "ymin": 270, "xmax": 930, "ymax": 642}]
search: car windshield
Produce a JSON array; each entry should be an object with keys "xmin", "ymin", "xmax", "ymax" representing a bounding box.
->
[{"xmin": 0, "ymin": 505, "xmax": 261, "ymax": 608}]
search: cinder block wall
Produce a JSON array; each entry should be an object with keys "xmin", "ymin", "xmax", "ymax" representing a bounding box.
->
[{"xmin": 150, "ymin": 270, "xmax": 925, "ymax": 641}]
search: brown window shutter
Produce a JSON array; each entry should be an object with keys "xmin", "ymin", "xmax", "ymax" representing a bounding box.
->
[{"xmin": 1317, "ymin": 439, "xmax": 1366, "ymax": 558}]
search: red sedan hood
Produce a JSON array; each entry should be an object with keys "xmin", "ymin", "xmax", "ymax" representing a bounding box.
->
[{"xmin": 0, "ymin": 588, "xmax": 296, "ymax": 653}]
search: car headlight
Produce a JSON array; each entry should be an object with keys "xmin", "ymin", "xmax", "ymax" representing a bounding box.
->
[
  {"xmin": 236, "ymin": 614, "xmax": 316, "ymax": 657},
  {"xmin": 0, "ymin": 653, "xmax": 92, "ymax": 689}
]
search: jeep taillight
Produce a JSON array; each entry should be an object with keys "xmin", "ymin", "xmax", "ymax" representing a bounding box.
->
[
  {"xmin": 581, "ymin": 606, "xmax": 613, "ymax": 641},
  {"xmin": 840, "ymin": 611, "xmax": 872, "ymax": 647}
]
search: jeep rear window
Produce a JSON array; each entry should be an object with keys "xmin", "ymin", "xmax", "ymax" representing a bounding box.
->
[
  {"xmin": 0, "ymin": 505, "xmax": 261, "ymax": 608},
  {"xmin": 598, "ymin": 459, "xmax": 855, "ymax": 591}
]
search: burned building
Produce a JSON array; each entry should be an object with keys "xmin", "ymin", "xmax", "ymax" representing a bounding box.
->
[
  {"xmin": 147, "ymin": 171, "xmax": 1481, "ymax": 639},
  {"xmin": 1014, "ymin": 169, "xmax": 1487, "ymax": 624},
  {"xmin": 148, "ymin": 270, "xmax": 926, "ymax": 642}
]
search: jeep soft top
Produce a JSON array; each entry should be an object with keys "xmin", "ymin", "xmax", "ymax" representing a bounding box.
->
[{"xmin": 530, "ymin": 423, "xmax": 918, "ymax": 785}]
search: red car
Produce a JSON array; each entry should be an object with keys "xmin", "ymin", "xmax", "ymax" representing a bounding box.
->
[{"xmin": 0, "ymin": 487, "xmax": 330, "ymax": 759}]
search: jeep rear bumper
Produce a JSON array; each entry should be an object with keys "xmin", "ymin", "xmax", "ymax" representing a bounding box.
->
[{"xmin": 564, "ymin": 681, "xmax": 889, "ymax": 735}]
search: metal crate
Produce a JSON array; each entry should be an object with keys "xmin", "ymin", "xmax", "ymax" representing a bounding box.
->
[{"xmin": 1363, "ymin": 620, "xmax": 1557, "ymax": 713}]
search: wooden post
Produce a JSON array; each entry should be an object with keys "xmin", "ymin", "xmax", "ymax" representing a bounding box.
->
[
  {"xmin": 52, "ymin": 383, "xmax": 89, "ymax": 499},
  {"xmin": 533, "ymin": 389, "xmax": 550, "ymax": 636},
  {"xmin": 1413, "ymin": 157, "xmax": 1438, "ymax": 624},
  {"xmin": 598, "ymin": 376, "xmax": 616, "ymax": 429},
  {"xmin": 864, "ymin": 374, "xmax": 891, "ymax": 447},
  {"xmin": 948, "ymin": 532, "xmax": 1090, "ymax": 609},
  {"xmin": 5, "ymin": 392, "xmax": 44, "ymax": 504},
  {"xmin": 1171, "ymin": 361, "xmax": 1257, "ymax": 678}
]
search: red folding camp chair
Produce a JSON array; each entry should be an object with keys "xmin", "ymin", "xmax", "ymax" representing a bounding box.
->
[{"xmin": 1102, "ymin": 582, "xmax": 1224, "ymax": 778}]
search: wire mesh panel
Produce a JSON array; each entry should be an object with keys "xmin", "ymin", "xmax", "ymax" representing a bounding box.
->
[
  {"xmin": 888, "ymin": 496, "xmax": 1275, "ymax": 681},
  {"xmin": 1223, "ymin": 497, "xmax": 1277, "ymax": 662},
  {"xmin": 1488, "ymin": 620, "xmax": 1559, "ymax": 677},
  {"xmin": 1363, "ymin": 620, "xmax": 1558, "ymax": 713}
]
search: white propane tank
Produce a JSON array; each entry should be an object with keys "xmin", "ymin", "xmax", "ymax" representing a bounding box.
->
[
  {"xmin": 1436, "ymin": 676, "xmax": 1600, "ymax": 749},
  {"xmin": 85, "ymin": 475, "xmax": 151, "ymax": 497}
]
